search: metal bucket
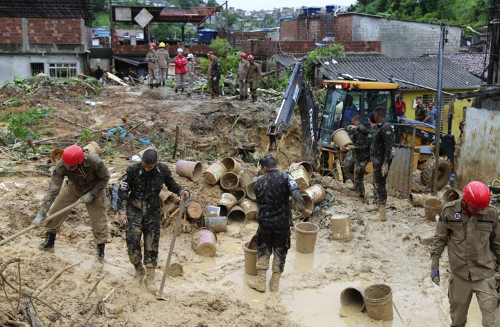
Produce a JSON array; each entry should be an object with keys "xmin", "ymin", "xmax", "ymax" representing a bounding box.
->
[
  {"xmin": 246, "ymin": 181, "xmax": 257, "ymax": 201},
  {"xmin": 217, "ymin": 193, "xmax": 238, "ymax": 217},
  {"xmin": 305, "ymin": 185, "xmax": 326, "ymax": 204},
  {"xmin": 192, "ymin": 227, "xmax": 217, "ymax": 257},
  {"xmin": 228, "ymin": 205, "xmax": 246, "ymax": 222},
  {"xmin": 290, "ymin": 166, "xmax": 310, "ymax": 191},
  {"xmin": 239, "ymin": 174, "xmax": 256, "ymax": 189},
  {"xmin": 220, "ymin": 172, "xmax": 239, "ymax": 191},
  {"xmin": 302, "ymin": 194, "xmax": 314, "ymax": 216},
  {"xmin": 290, "ymin": 162, "xmax": 314, "ymax": 177},
  {"xmin": 230, "ymin": 189, "xmax": 246, "ymax": 203},
  {"xmin": 424, "ymin": 198, "xmax": 442, "ymax": 222},
  {"xmin": 363, "ymin": 284, "xmax": 393, "ymax": 321},
  {"xmin": 409, "ymin": 193, "xmax": 435, "ymax": 208},
  {"xmin": 443, "ymin": 188, "xmax": 461, "ymax": 203},
  {"xmin": 204, "ymin": 216, "xmax": 227, "ymax": 233},
  {"xmin": 221, "ymin": 157, "xmax": 242, "ymax": 174},
  {"xmin": 204, "ymin": 162, "xmax": 227, "ymax": 185},
  {"xmin": 332, "ymin": 128, "xmax": 353, "ymax": 148},
  {"xmin": 331, "ymin": 214, "xmax": 353, "ymax": 242},
  {"xmin": 295, "ymin": 222, "xmax": 319, "ymax": 254},
  {"xmin": 243, "ymin": 236, "xmax": 257, "ymax": 276},
  {"xmin": 239, "ymin": 199, "xmax": 258, "ymax": 221},
  {"xmin": 340, "ymin": 287, "xmax": 366, "ymax": 312},
  {"xmin": 176, "ymin": 160, "xmax": 203, "ymax": 182}
]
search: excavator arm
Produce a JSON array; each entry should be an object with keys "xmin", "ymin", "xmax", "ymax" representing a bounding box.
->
[{"xmin": 267, "ymin": 62, "xmax": 319, "ymax": 161}]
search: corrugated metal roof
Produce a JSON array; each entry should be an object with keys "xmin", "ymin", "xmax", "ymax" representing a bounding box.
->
[
  {"xmin": 0, "ymin": 0, "xmax": 94, "ymax": 19},
  {"xmin": 272, "ymin": 53, "xmax": 307, "ymax": 67},
  {"xmin": 318, "ymin": 56, "xmax": 482, "ymax": 90}
]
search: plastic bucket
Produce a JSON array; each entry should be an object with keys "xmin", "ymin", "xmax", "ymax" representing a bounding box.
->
[
  {"xmin": 409, "ymin": 193, "xmax": 436, "ymax": 208},
  {"xmin": 363, "ymin": 284, "xmax": 393, "ymax": 321},
  {"xmin": 192, "ymin": 228, "xmax": 217, "ymax": 257},
  {"xmin": 424, "ymin": 198, "xmax": 442, "ymax": 222},
  {"xmin": 303, "ymin": 194, "xmax": 314, "ymax": 215},
  {"xmin": 239, "ymin": 199, "xmax": 258, "ymax": 220},
  {"xmin": 83, "ymin": 141, "xmax": 102, "ymax": 155},
  {"xmin": 228, "ymin": 205, "xmax": 246, "ymax": 222},
  {"xmin": 220, "ymin": 172, "xmax": 239, "ymax": 191},
  {"xmin": 340, "ymin": 287, "xmax": 366, "ymax": 312},
  {"xmin": 243, "ymin": 236, "xmax": 257, "ymax": 275},
  {"xmin": 204, "ymin": 216, "xmax": 227, "ymax": 233},
  {"xmin": 217, "ymin": 193, "xmax": 237, "ymax": 216},
  {"xmin": 221, "ymin": 157, "xmax": 242, "ymax": 174},
  {"xmin": 305, "ymin": 185, "xmax": 326, "ymax": 204},
  {"xmin": 294, "ymin": 222, "xmax": 319, "ymax": 254},
  {"xmin": 204, "ymin": 162, "xmax": 227, "ymax": 185},
  {"xmin": 246, "ymin": 181, "xmax": 257, "ymax": 201},
  {"xmin": 290, "ymin": 166, "xmax": 310, "ymax": 191},
  {"xmin": 332, "ymin": 128, "xmax": 353, "ymax": 148},
  {"xmin": 290, "ymin": 162, "xmax": 314, "ymax": 177},
  {"xmin": 230, "ymin": 189, "xmax": 246, "ymax": 203},
  {"xmin": 331, "ymin": 214, "xmax": 353, "ymax": 242},
  {"xmin": 239, "ymin": 174, "xmax": 256, "ymax": 189},
  {"xmin": 176, "ymin": 160, "xmax": 203, "ymax": 182},
  {"xmin": 443, "ymin": 189, "xmax": 461, "ymax": 203}
]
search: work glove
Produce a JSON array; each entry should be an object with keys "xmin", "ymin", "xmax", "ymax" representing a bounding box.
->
[
  {"xmin": 431, "ymin": 269, "xmax": 440, "ymax": 286},
  {"xmin": 382, "ymin": 162, "xmax": 389, "ymax": 177},
  {"xmin": 81, "ymin": 192, "xmax": 95, "ymax": 204},
  {"xmin": 213, "ymin": 77, "xmax": 217, "ymax": 81},
  {"xmin": 32, "ymin": 210, "xmax": 46, "ymax": 226}
]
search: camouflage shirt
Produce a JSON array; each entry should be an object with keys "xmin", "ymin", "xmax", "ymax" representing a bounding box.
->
[
  {"xmin": 120, "ymin": 162, "xmax": 183, "ymax": 210},
  {"xmin": 370, "ymin": 120, "xmax": 394, "ymax": 165},
  {"xmin": 415, "ymin": 103, "xmax": 428, "ymax": 122},
  {"xmin": 352, "ymin": 124, "xmax": 370, "ymax": 161},
  {"xmin": 255, "ymin": 169, "xmax": 301, "ymax": 225}
]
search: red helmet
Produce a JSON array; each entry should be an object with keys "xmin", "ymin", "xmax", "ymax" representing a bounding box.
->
[
  {"xmin": 150, "ymin": 42, "xmax": 156, "ymax": 48},
  {"xmin": 462, "ymin": 181, "xmax": 490, "ymax": 210},
  {"xmin": 248, "ymin": 55, "xmax": 254, "ymax": 61},
  {"xmin": 62, "ymin": 145, "xmax": 85, "ymax": 166},
  {"xmin": 240, "ymin": 52, "xmax": 247, "ymax": 58}
]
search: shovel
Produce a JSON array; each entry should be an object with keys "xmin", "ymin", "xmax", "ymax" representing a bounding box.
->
[
  {"xmin": 0, "ymin": 199, "xmax": 83, "ymax": 247},
  {"xmin": 157, "ymin": 195, "xmax": 187, "ymax": 300}
]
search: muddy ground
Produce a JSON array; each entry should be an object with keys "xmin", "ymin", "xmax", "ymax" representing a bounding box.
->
[{"xmin": 0, "ymin": 82, "xmax": 487, "ymax": 326}]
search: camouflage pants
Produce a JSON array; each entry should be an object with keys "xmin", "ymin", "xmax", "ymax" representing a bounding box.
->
[
  {"xmin": 211, "ymin": 77, "xmax": 220, "ymax": 96},
  {"xmin": 373, "ymin": 161, "xmax": 388, "ymax": 205},
  {"xmin": 248, "ymin": 81, "xmax": 258, "ymax": 98},
  {"xmin": 126, "ymin": 203, "xmax": 161, "ymax": 268},
  {"xmin": 256, "ymin": 221, "xmax": 291, "ymax": 273},
  {"xmin": 354, "ymin": 157, "xmax": 368, "ymax": 199}
]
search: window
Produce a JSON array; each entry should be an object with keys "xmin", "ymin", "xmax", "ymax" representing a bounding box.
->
[
  {"xmin": 49, "ymin": 63, "xmax": 77, "ymax": 78},
  {"xmin": 235, "ymin": 38, "xmax": 241, "ymax": 45},
  {"xmin": 31, "ymin": 63, "xmax": 44, "ymax": 76}
]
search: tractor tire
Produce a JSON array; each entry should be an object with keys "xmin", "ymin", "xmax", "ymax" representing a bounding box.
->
[{"xmin": 421, "ymin": 158, "xmax": 452, "ymax": 191}]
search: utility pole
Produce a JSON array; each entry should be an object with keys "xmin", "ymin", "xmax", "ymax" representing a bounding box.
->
[{"xmin": 433, "ymin": 22, "xmax": 447, "ymax": 195}]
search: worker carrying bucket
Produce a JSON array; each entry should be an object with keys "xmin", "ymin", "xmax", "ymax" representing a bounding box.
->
[
  {"xmin": 118, "ymin": 148, "xmax": 190, "ymax": 293},
  {"xmin": 34, "ymin": 145, "xmax": 110, "ymax": 263},
  {"xmin": 247, "ymin": 154, "xmax": 308, "ymax": 293},
  {"xmin": 430, "ymin": 181, "xmax": 500, "ymax": 327}
]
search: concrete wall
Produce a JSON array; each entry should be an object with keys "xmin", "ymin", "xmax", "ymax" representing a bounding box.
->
[
  {"xmin": 0, "ymin": 54, "xmax": 85, "ymax": 84},
  {"xmin": 352, "ymin": 16, "xmax": 461, "ymax": 57},
  {"xmin": 455, "ymin": 106, "xmax": 500, "ymax": 189}
]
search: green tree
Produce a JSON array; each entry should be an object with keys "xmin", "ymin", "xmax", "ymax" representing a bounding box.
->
[
  {"xmin": 92, "ymin": 0, "xmax": 107, "ymax": 13},
  {"xmin": 207, "ymin": 0, "xmax": 218, "ymax": 7}
]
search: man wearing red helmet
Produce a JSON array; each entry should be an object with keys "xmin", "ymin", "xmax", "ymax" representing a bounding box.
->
[
  {"xmin": 431, "ymin": 181, "xmax": 500, "ymax": 327},
  {"xmin": 34, "ymin": 145, "xmax": 110, "ymax": 262},
  {"xmin": 246, "ymin": 55, "xmax": 262, "ymax": 102},
  {"xmin": 237, "ymin": 52, "xmax": 249, "ymax": 101},
  {"xmin": 146, "ymin": 43, "xmax": 159, "ymax": 89}
]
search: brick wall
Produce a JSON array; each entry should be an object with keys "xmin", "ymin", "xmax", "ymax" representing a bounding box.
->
[
  {"xmin": 280, "ymin": 19, "xmax": 298, "ymax": 41},
  {"xmin": 0, "ymin": 18, "xmax": 23, "ymax": 44},
  {"xmin": 280, "ymin": 15, "xmax": 353, "ymax": 43},
  {"xmin": 28, "ymin": 18, "xmax": 82, "ymax": 44}
]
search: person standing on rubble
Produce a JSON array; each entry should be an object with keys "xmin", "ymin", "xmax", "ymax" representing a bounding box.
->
[
  {"xmin": 237, "ymin": 52, "xmax": 249, "ymax": 101},
  {"xmin": 246, "ymin": 55, "xmax": 262, "ymax": 102},
  {"xmin": 33, "ymin": 145, "xmax": 110, "ymax": 262},
  {"xmin": 146, "ymin": 43, "xmax": 159, "ymax": 89},
  {"xmin": 156, "ymin": 42, "xmax": 170, "ymax": 87},
  {"xmin": 206, "ymin": 51, "xmax": 213, "ymax": 95},
  {"xmin": 118, "ymin": 149, "xmax": 189, "ymax": 292},
  {"xmin": 248, "ymin": 155, "xmax": 307, "ymax": 293},
  {"xmin": 370, "ymin": 106, "xmax": 394, "ymax": 221},
  {"xmin": 174, "ymin": 48, "xmax": 188, "ymax": 93},
  {"xmin": 347, "ymin": 114, "xmax": 370, "ymax": 202},
  {"xmin": 430, "ymin": 181, "xmax": 500, "ymax": 327},
  {"xmin": 210, "ymin": 52, "xmax": 221, "ymax": 99},
  {"xmin": 186, "ymin": 53, "xmax": 195, "ymax": 99}
]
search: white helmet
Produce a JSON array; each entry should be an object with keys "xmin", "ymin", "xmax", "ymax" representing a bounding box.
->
[
  {"xmin": 187, "ymin": 53, "xmax": 194, "ymax": 59},
  {"xmin": 177, "ymin": 48, "xmax": 184, "ymax": 53}
]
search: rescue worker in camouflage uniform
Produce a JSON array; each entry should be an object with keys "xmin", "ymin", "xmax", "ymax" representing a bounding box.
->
[
  {"xmin": 431, "ymin": 181, "xmax": 500, "ymax": 327},
  {"xmin": 237, "ymin": 52, "xmax": 249, "ymax": 100},
  {"xmin": 119, "ymin": 149, "xmax": 189, "ymax": 292},
  {"xmin": 206, "ymin": 51, "xmax": 213, "ymax": 95},
  {"xmin": 146, "ymin": 43, "xmax": 159, "ymax": 89},
  {"xmin": 370, "ymin": 106, "xmax": 394, "ymax": 221},
  {"xmin": 186, "ymin": 53, "xmax": 195, "ymax": 99},
  {"xmin": 347, "ymin": 115, "xmax": 370, "ymax": 202},
  {"xmin": 246, "ymin": 55, "xmax": 262, "ymax": 102},
  {"xmin": 34, "ymin": 145, "xmax": 110, "ymax": 262},
  {"xmin": 414, "ymin": 96, "xmax": 428, "ymax": 122},
  {"xmin": 210, "ymin": 52, "xmax": 221, "ymax": 99},
  {"xmin": 248, "ymin": 155, "xmax": 307, "ymax": 293}
]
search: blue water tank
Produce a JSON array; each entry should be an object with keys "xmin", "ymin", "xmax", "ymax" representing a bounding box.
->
[
  {"xmin": 197, "ymin": 29, "xmax": 218, "ymax": 44},
  {"xmin": 326, "ymin": 5, "xmax": 336, "ymax": 13},
  {"xmin": 308, "ymin": 7, "xmax": 321, "ymax": 15}
]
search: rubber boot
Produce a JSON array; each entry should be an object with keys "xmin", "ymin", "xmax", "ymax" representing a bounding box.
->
[
  {"xmin": 269, "ymin": 273, "xmax": 281, "ymax": 292},
  {"xmin": 97, "ymin": 243, "xmax": 105, "ymax": 263},
  {"xmin": 239, "ymin": 95, "xmax": 244, "ymax": 101},
  {"xmin": 175, "ymin": 88, "xmax": 178, "ymax": 93},
  {"xmin": 186, "ymin": 93, "xmax": 192, "ymax": 99},
  {"xmin": 149, "ymin": 84, "xmax": 154, "ymax": 89},
  {"xmin": 251, "ymin": 96, "xmax": 257, "ymax": 103},
  {"xmin": 39, "ymin": 232, "xmax": 56, "ymax": 251},
  {"xmin": 134, "ymin": 263, "xmax": 145, "ymax": 281},
  {"xmin": 247, "ymin": 269, "xmax": 266, "ymax": 292},
  {"xmin": 145, "ymin": 267, "xmax": 156, "ymax": 293},
  {"xmin": 375, "ymin": 205, "xmax": 387, "ymax": 222}
]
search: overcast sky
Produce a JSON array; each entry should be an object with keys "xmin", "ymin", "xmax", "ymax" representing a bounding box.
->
[{"xmin": 227, "ymin": 0, "xmax": 358, "ymax": 11}]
